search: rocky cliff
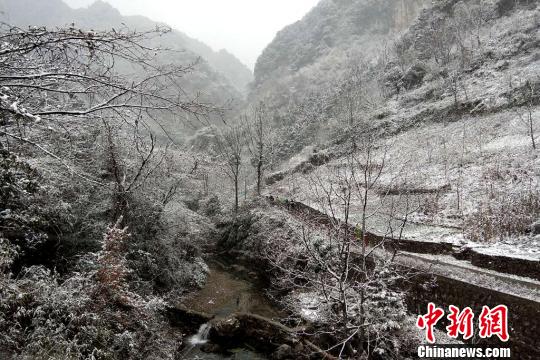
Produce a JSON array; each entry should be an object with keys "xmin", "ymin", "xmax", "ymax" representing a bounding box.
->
[{"xmin": 251, "ymin": 0, "xmax": 428, "ymax": 113}]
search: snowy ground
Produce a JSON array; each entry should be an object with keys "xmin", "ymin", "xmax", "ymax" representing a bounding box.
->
[
  {"xmin": 266, "ymin": 106, "xmax": 540, "ymax": 261},
  {"xmin": 264, "ymin": 4, "xmax": 540, "ymax": 261}
]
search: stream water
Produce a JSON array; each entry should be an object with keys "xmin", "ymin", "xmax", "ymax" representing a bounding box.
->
[{"xmin": 180, "ymin": 262, "xmax": 282, "ymax": 360}]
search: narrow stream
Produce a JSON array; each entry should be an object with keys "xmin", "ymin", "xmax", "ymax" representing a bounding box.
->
[{"xmin": 180, "ymin": 262, "xmax": 282, "ymax": 359}]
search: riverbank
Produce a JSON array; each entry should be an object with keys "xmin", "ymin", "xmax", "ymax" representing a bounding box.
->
[
  {"xmin": 175, "ymin": 262, "xmax": 282, "ymax": 359},
  {"xmin": 210, "ymin": 199, "xmax": 540, "ymax": 359}
]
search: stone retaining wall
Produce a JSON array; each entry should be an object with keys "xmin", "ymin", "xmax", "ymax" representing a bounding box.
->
[
  {"xmin": 267, "ymin": 198, "xmax": 540, "ymax": 357},
  {"xmin": 468, "ymin": 249, "xmax": 540, "ymax": 282},
  {"xmin": 271, "ymin": 197, "xmax": 540, "ymax": 280}
]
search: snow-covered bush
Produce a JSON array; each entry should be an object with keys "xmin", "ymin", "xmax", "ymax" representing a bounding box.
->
[
  {"xmin": 199, "ymin": 194, "xmax": 222, "ymax": 217},
  {"xmin": 0, "ymin": 149, "xmax": 50, "ymax": 271},
  {"xmin": 0, "ymin": 225, "xmax": 177, "ymax": 359},
  {"xmin": 96, "ymin": 218, "xmax": 132, "ymax": 304},
  {"xmin": 464, "ymin": 189, "xmax": 540, "ymax": 242}
]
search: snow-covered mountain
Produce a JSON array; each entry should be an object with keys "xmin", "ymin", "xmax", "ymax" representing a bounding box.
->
[
  {"xmin": 252, "ymin": 0, "xmax": 427, "ymax": 101},
  {"xmin": 255, "ymin": 0, "xmax": 540, "ymax": 262}
]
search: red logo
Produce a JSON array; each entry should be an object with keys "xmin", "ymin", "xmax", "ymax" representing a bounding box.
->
[
  {"xmin": 447, "ymin": 305, "xmax": 474, "ymax": 340},
  {"xmin": 417, "ymin": 304, "xmax": 509, "ymax": 343},
  {"xmin": 416, "ymin": 303, "xmax": 445, "ymax": 343},
  {"xmin": 479, "ymin": 305, "xmax": 509, "ymax": 342}
]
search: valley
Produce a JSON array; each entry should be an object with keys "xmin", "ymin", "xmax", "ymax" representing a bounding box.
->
[{"xmin": 0, "ymin": 0, "xmax": 538, "ymax": 359}]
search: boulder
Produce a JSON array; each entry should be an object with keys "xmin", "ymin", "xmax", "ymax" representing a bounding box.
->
[
  {"xmin": 529, "ymin": 220, "xmax": 540, "ymax": 235},
  {"xmin": 209, "ymin": 313, "xmax": 296, "ymax": 354},
  {"xmin": 212, "ymin": 316, "xmax": 241, "ymax": 337},
  {"xmin": 166, "ymin": 305, "xmax": 213, "ymax": 330},
  {"xmin": 266, "ymin": 171, "xmax": 286, "ymax": 186},
  {"xmin": 402, "ymin": 64, "xmax": 427, "ymax": 90},
  {"xmin": 272, "ymin": 344, "xmax": 293, "ymax": 359},
  {"xmin": 209, "ymin": 313, "xmax": 337, "ymax": 359}
]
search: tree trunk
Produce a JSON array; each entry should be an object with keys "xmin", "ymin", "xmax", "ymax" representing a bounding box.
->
[
  {"xmin": 234, "ymin": 175, "xmax": 239, "ymax": 213},
  {"xmin": 529, "ymin": 113, "xmax": 536, "ymax": 150},
  {"xmin": 256, "ymin": 160, "xmax": 262, "ymax": 195}
]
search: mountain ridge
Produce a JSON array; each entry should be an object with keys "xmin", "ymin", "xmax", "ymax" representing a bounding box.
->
[
  {"xmin": 253, "ymin": 0, "xmax": 428, "ymax": 87},
  {"xmin": 0, "ymin": 0, "xmax": 253, "ymax": 96}
]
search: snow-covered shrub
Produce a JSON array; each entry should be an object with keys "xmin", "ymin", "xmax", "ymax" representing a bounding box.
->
[
  {"xmin": 124, "ymin": 198, "xmax": 211, "ymax": 296},
  {"xmin": 382, "ymin": 65, "xmax": 404, "ymax": 97},
  {"xmin": 357, "ymin": 262, "xmax": 409, "ymax": 358},
  {"xmin": 127, "ymin": 234, "xmax": 207, "ymax": 296},
  {"xmin": 0, "ymin": 228, "xmax": 177, "ymax": 359},
  {"xmin": 96, "ymin": 218, "xmax": 131, "ymax": 304},
  {"xmin": 115, "ymin": 192, "xmax": 200, "ymax": 294},
  {"xmin": 464, "ymin": 189, "xmax": 540, "ymax": 242},
  {"xmin": 0, "ymin": 149, "xmax": 51, "ymax": 271},
  {"xmin": 0, "ymin": 237, "xmax": 17, "ymax": 274},
  {"xmin": 200, "ymin": 195, "xmax": 222, "ymax": 217},
  {"xmin": 0, "ymin": 266, "xmax": 104, "ymax": 359}
]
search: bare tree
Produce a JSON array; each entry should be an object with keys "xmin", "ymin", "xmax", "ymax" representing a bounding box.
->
[
  {"xmin": 267, "ymin": 137, "xmax": 415, "ymax": 358},
  {"xmin": 247, "ymin": 102, "xmax": 275, "ymax": 196},
  {"xmin": 514, "ymin": 79, "xmax": 537, "ymax": 150},
  {"xmin": 0, "ymin": 24, "xmax": 213, "ymax": 120},
  {"xmin": 0, "ymin": 24, "xmax": 217, "ymax": 177},
  {"xmin": 453, "ymin": 1, "xmax": 490, "ymax": 51},
  {"xmin": 332, "ymin": 65, "xmax": 372, "ymax": 128},
  {"xmin": 102, "ymin": 119, "xmax": 168, "ymax": 222},
  {"xmin": 414, "ymin": 15, "xmax": 456, "ymax": 67},
  {"xmin": 217, "ymin": 124, "xmax": 245, "ymax": 213}
]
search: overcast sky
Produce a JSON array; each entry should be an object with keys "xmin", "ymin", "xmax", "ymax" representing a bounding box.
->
[{"xmin": 64, "ymin": 0, "xmax": 319, "ymax": 70}]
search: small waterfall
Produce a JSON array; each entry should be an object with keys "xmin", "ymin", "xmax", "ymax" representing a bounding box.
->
[{"xmin": 188, "ymin": 323, "xmax": 212, "ymax": 346}]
